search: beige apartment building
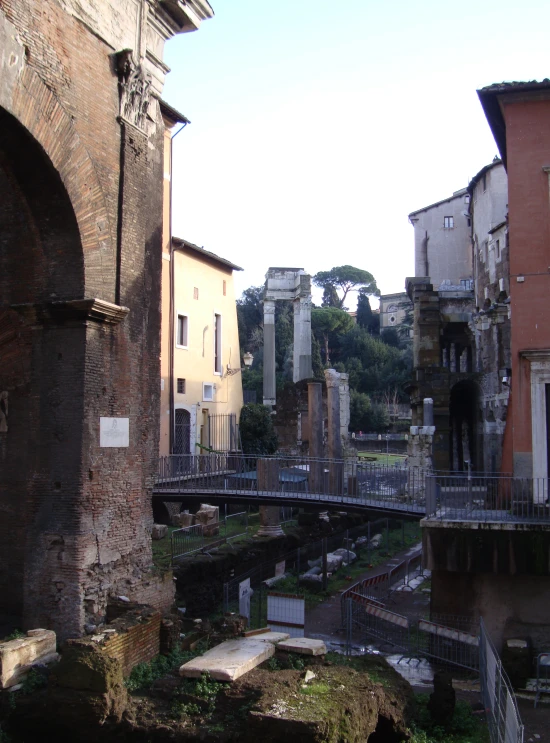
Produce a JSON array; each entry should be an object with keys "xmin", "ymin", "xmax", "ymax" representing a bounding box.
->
[
  {"xmin": 159, "ymin": 236, "xmax": 244, "ymax": 456},
  {"xmin": 159, "ymin": 102, "xmax": 243, "ymax": 457}
]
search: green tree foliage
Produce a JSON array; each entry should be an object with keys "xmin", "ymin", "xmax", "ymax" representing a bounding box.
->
[
  {"xmin": 380, "ymin": 327, "xmax": 401, "ymax": 348},
  {"xmin": 311, "ymin": 307, "xmax": 354, "ymax": 365},
  {"xmin": 237, "ymin": 285, "xmax": 264, "ymax": 353},
  {"xmin": 321, "ymin": 284, "xmax": 341, "ymax": 308},
  {"xmin": 339, "ymin": 325, "xmax": 411, "ymax": 401},
  {"xmin": 356, "ymin": 289, "xmax": 380, "ymax": 335},
  {"xmin": 313, "ymin": 265, "xmax": 380, "ymax": 309},
  {"xmin": 239, "ymin": 404, "xmax": 278, "ymax": 455},
  {"xmin": 350, "ymin": 390, "xmax": 390, "ymax": 432}
]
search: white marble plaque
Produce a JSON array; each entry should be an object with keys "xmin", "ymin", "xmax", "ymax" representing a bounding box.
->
[
  {"xmin": 238, "ymin": 578, "xmax": 251, "ymax": 621},
  {"xmin": 100, "ymin": 417, "xmax": 129, "ymax": 447}
]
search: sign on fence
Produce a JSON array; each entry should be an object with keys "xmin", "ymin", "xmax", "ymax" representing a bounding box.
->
[
  {"xmin": 418, "ymin": 619, "xmax": 479, "ymax": 647},
  {"xmin": 360, "ymin": 598, "xmax": 409, "ymax": 628},
  {"xmin": 239, "ymin": 578, "xmax": 251, "ymax": 622},
  {"xmin": 267, "ymin": 592, "xmax": 305, "ymax": 638}
]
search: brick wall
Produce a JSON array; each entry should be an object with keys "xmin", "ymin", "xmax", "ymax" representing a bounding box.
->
[
  {"xmin": 0, "ymin": 1, "xmax": 168, "ymax": 639},
  {"xmin": 102, "ymin": 610, "xmax": 161, "ymax": 676}
]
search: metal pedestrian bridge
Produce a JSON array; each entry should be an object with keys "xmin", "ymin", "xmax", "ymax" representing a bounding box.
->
[{"xmin": 153, "ymin": 454, "xmax": 428, "ymax": 517}]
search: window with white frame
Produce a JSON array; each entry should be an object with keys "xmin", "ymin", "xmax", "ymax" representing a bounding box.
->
[
  {"xmin": 176, "ymin": 313, "xmax": 188, "ymax": 348},
  {"xmin": 214, "ymin": 313, "xmax": 222, "ymax": 374},
  {"xmin": 203, "ymin": 383, "xmax": 214, "ymax": 402},
  {"xmin": 443, "ymin": 216, "xmax": 454, "ymax": 229}
]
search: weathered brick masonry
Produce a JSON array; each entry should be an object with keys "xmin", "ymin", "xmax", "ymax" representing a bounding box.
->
[{"xmin": 0, "ymin": 0, "xmax": 211, "ymax": 640}]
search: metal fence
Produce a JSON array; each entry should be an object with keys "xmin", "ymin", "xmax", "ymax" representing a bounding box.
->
[
  {"xmin": 426, "ymin": 473, "xmax": 550, "ymax": 523},
  {"xmin": 345, "ymin": 598, "xmax": 480, "ymax": 673},
  {"xmin": 223, "ymin": 518, "xmax": 417, "ymax": 628},
  {"xmin": 207, "ymin": 413, "xmax": 239, "ymax": 452},
  {"xmin": 534, "ymin": 652, "xmax": 550, "ymax": 708},
  {"xmin": 155, "ymin": 453, "xmax": 428, "ymax": 516},
  {"xmin": 171, "ymin": 511, "xmax": 248, "ymax": 563},
  {"xmin": 480, "ymin": 617, "xmax": 524, "ymax": 743},
  {"xmin": 340, "ymin": 547, "xmax": 423, "ymax": 625}
]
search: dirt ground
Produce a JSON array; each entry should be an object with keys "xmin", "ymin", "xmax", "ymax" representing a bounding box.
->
[{"xmin": 305, "ymin": 543, "xmax": 550, "ymax": 742}]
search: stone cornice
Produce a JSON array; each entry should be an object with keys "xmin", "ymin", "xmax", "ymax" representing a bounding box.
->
[
  {"xmin": 11, "ymin": 299, "xmax": 129, "ymax": 326},
  {"xmin": 520, "ymin": 349, "xmax": 550, "ymax": 361}
]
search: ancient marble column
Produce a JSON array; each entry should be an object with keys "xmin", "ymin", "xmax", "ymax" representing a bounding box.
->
[
  {"xmin": 325, "ymin": 369, "xmax": 343, "ymax": 495},
  {"xmin": 293, "ymin": 295, "xmax": 313, "ymax": 383},
  {"xmin": 263, "ymin": 300, "xmax": 276, "ymax": 406},
  {"xmin": 423, "ymin": 397, "xmax": 434, "ymax": 427},
  {"xmin": 257, "ymin": 459, "xmax": 284, "ymax": 537},
  {"xmin": 308, "ymin": 382, "xmax": 324, "ymax": 493}
]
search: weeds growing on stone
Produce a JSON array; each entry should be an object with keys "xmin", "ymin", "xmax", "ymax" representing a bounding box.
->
[
  {"xmin": 408, "ymin": 694, "xmax": 489, "ymax": 743},
  {"xmin": 125, "ymin": 644, "xmax": 207, "ymax": 692}
]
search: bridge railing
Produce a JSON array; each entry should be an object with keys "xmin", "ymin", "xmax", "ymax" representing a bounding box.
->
[
  {"xmin": 426, "ymin": 473, "xmax": 550, "ymax": 523},
  {"xmin": 155, "ymin": 454, "xmax": 429, "ymax": 513}
]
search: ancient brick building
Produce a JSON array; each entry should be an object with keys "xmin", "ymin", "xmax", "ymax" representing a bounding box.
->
[
  {"xmin": 0, "ymin": 0, "xmax": 213, "ymax": 640},
  {"xmin": 406, "ymin": 159, "xmax": 509, "ymax": 473}
]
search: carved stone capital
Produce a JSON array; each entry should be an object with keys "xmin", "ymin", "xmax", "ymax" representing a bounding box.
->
[
  {"xmin": 324, "ymin": 368, "xmax": 341, "ymax": 388},
  {"xmin": 115, "ymin": 49, "xmax": 152, "ymax": 132}
]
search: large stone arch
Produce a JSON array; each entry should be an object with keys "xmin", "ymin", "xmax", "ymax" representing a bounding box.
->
[{"xmin": 0, "ymin": 11, "xmax": 115, "ymax": 300}]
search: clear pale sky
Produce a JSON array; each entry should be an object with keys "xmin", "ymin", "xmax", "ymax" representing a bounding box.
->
[{"xmin": 163, "ymin": 0, "xmax": 550, "ymax": 308}]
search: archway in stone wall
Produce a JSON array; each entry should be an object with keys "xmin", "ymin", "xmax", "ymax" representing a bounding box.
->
[
  {"xmin": 449, "ymin": 379, "xmax": 480, "ymax": 472},
  {"xmin": 0, "ymin": 106, "xmax": 85, "ymax": 629}
]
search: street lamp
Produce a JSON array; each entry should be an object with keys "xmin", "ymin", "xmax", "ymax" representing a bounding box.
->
[{"xmin": 226, "ymin": 352, "xmax": 254, "ymax": 377}]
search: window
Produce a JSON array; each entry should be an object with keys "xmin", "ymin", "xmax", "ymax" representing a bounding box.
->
[
  {"xmin": 444, "ymin": 216, "xmax": 454, "ymax": 229},
  {"xmin": 176, "ymin": 313, "xmax": 188, "ymax": 348},
  {"xmin": 482, "ymin": 174, "xmax": 487, "ymax": 192},
  {"xmin": 177, "ymin": 378, "xmax": 186, "ymax": 394},
  {"xmin": 214, "ymin": 313, "xmax": 222, "ymax": 374},
  {"xmin": 203, "ymin": 383, "xmax": 214, "ymax": 402},
  {"xmin": 223, "ymin": 280, "xmax": 226, "ymax": 296},
  {"xmin": 496, "ymin": 239, "xmax": 500, "ymax": 259},
  {"xmin": 193, "ymin": 287, "xmax": 199, "ymax": 300},
  {"xmin": 173, "ymin": 408, "xmax": 191, "ymax": 455}
]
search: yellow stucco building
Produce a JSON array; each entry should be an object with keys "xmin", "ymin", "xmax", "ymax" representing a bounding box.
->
[
  {"xmin": 160, "ymin": 238, "xmax": 244, "ymax": 456},
  {"xmin": 160, "ymin": 104, "xmax": 244, "ymax": 457}
]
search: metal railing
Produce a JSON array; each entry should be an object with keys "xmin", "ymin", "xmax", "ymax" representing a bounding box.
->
[
  {"xmin": 426, "ymin": 474, "xmax": 550, "ymax": 523},
  {"xmin": 534, "ymin": 652, "xmax": 550, "ymax": 708},
  {"xmin": 340, "ymin": 547, "xmax": 423, "ymax": 625},
  {"xmin": 346, "ymin": 599, "xmax": 479, "ymax": 674},
  {"xmin": 480, "ymin": 617, "xmax": 524, "ymax": 743},
  {"xmin": 155, "ymin": 454, "xmax": 428, "ymax": 516},
  {"xmin": 171, "ymin": 510, "xmax": 248, "ymax": 563},
  {"xmin": 207, "ymin": 413, "xmax": 239, "ymax": 452}
]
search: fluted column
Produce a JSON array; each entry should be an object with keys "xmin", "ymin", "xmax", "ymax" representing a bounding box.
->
[{"xmin": 263, "ymin": 300, "xmax": 276, "ymax": 406}]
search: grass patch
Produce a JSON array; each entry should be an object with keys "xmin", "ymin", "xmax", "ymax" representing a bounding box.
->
[
  {"xmin": 300, "ymin": 681, "xmax": 330, "ymax": 695},
  {"xmin": 125, "ymin": 642, "xmax": 208, "ymax": 692},
  {"xmin": 408, "ymin": 694, "xmax": 489, "ymax": 743},
  {"xmin": 357, "ymin": 452, "xmax": 407, "ymax": 465}
]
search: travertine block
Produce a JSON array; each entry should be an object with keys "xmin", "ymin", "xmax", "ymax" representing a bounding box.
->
[
  {"xmin": 179, "ymin": 638, "xmax": 276, "ymax": 681},
  {"xmin": 151, "ymin": 524, "xmax": 168, "ymax": 540},
  {"xmin": 0, "ymin": 629, "xmax": 57, "ymax": 688},
  {"xmin": 277, "ymin": 638, "xmax": 327, "ymax": 656}
]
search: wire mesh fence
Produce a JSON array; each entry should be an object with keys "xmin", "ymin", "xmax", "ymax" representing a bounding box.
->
[
  {"xmin": 480, "ymin": 617, "xmax": 524, "ymax": 743},
  {"xmin": 345, "ymin": 598, "xmax": 479, "ymax": 673},
  {"xmin": 223, "ymin": 518, "xmax": 420, "ymax": 629},
  {"xmin": 534, "ymin": 652, "xmax": 550, "ymax": 708},
  {"xmin": 171, "ymin": 511, "xmax": 248, "ymax": 563}
]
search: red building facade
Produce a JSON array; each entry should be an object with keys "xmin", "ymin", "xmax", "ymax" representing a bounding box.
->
[{"xmin": 479, "ymin": 81, "xmax": 550, "ymax": 486}]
